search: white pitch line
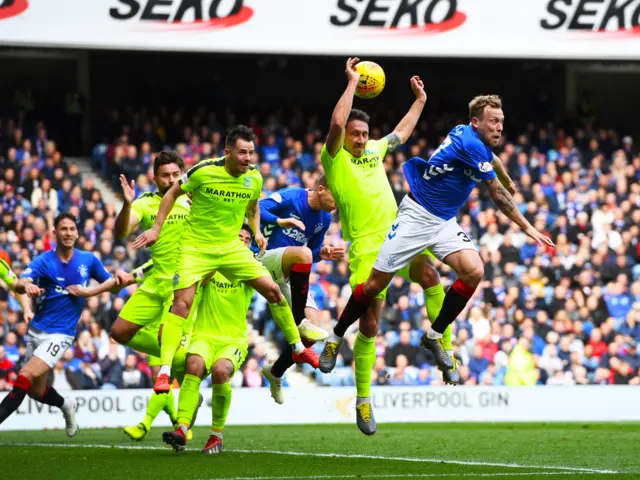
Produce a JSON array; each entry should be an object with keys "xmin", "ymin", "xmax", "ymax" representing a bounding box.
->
[
  {"xmin": 1, "ymin": 442, "xmax": 618, "ymax": 475},
  {"xmin": 203, "ymin": 474, "xmax": 607, "ymax": 480}
]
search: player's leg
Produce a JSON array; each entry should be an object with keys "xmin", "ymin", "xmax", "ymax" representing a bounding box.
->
[
  {"xmin": 112, "ymin": 286, "xmax": 165, "ymax": 357},
  {"xmin": 203, "ymin": 343, "xmax": 245, "ymax": 454},
  {"xmin": 402, "ymin": 254, "xmax": 458, "ymax": 384},
  {"xmin": 260, "ymin": 247, "xmax": 326, "ymax": 341},
  {"xmin": 263, "ymin": 300, "xmax": 321, "ymax": 404},
  {"xmin": 0, "ymin": 331, "xmax": 77, "ymax": 435},
  {"xmin": 421, "ymin": 228, "xmax": 484, "ymax": 369},
  {"xmin": 221, "ymin": 244, "xmax": 318, "ymax": 368},
  {"xmin": 125, "ymin": 364, "xmax": 166, "ymax": 440},
  {"xmin": 163, "ymin": 348, "xmax": 209, "ymax": 452}
]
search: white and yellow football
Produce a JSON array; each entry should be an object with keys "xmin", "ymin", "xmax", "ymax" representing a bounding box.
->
[{"xmin": 355, "ymin": 61, "xmax": 386, "ymax": 99}]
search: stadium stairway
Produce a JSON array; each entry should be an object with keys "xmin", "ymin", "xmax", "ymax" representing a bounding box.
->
[{"xmin": 70, "ymin": 156, "xmax": 121, "ymax": 209}]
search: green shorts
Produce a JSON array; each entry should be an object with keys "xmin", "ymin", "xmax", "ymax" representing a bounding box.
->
[
  {"xmin": 174, "ymin": 241, "xmax": 269, "ymax": 291},
  {"xmin": 188, "ymin": 336, "xmax": 247, "ymax": 374},
  {"xmin": 349, "ymin": 232, "xmax": 435, "ymax": 300},
  {"xmin": 119, "ymin": 276, "xmax": 172, "ymax": 328}
]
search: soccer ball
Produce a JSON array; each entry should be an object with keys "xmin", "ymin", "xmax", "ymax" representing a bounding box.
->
[{"xmin": 355, "ymin": 61, "xmax": 385, "ymax": 99}]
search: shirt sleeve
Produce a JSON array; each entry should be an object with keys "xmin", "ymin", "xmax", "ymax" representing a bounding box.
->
[
  {"xmin": 130, "ymin": 197, "xmax": 146, "ymax": 223},
  {"xmin": 375, "ymin": 137, "xmax": 389, "ymax": 158},
  {"xmin": 0, "ymin": 258, "xmax": 16, "ymax": 288},
  {"xmin": 91, "ymin": 255, "xmax": 112, "ymax": 284},
  {"xmin": 260, "ymin": 191, "xmax": 288, "ymax": 225},
  {"xmin": 179, "ymin": 164, "xmax": 207, "ymax": 194},
  {"xmin": 21, "ymin": 255, "xmax": 45, "ymax": 282},
  {"xmin": 459, "ymin": 137, "xmax": 497, "ymax": 182},
  {"xmin": 307, "ymin": 213, "xmax": 331, "ymax": 263}
]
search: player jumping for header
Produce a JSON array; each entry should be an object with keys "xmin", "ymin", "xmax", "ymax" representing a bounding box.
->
[{"xmin": 335, "ymin": 94, "xmax": 554, "ymax": 393}]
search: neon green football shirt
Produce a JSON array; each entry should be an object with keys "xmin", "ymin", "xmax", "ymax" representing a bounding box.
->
[
  {"xmin": 195, "ymin": 270, "xmax": 254, "ymax": 342},
  {"xmin": 321, "ymin": 138, "xmax": 396, "ymax": 241},
  {"xmin": 131, "ymin": 192, "xmax": 191, "ymax": 280},
  {"xmin": 178, "ymin": 157, "xmax": 262, "ymax": 251},
  {"xmin": 0, "ymin": 258, "xmax": 17, "ymax": 289}
]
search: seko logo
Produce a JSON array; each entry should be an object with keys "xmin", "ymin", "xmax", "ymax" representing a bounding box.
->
[
  {"xmin": 0, "ymin": 0, "xmax": 28, "ymax": 20},
  {"xmin": 540, "ymin": 0, "xmax": 640, "ymax": 36},
  {"xmin": 330, "ymin": 0, "xmax": 467, "ymax": 34},
  {"xmin": 109, "ymin": 0, "xmax": 253, "ymax": 30}
]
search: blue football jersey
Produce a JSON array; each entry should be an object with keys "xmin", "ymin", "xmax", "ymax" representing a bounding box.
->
[
  {"xmin": 252, "ymin": 188, "xmax": 332, "ymax": 262},
  {"xmin": 22, "ymin": 249, "xmax": 112, "ymax": 336},
  {"xmin": 403, "ymin": 124, "xmax": 496, "ymax": 220}
]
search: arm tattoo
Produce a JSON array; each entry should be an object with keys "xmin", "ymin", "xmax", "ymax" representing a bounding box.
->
[
  {"xmin": 246, "ymin": 204, "xmax": 257, "ymax": 220},
  {"xmin": 486, "ymin": 178, "xmax": 517, "ymax": 217},
  {"xmin": 385, "ymin": 132, "xmax": 402, "ymax": 153}
]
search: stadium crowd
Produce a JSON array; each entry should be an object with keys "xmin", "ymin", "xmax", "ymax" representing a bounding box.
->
[{"xmin": 1, "ymin": 106, "xmax": 640, "ymax": 392}]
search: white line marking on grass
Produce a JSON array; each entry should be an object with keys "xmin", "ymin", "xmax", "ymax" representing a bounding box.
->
[
  {"xmin": 1, "ymin": 442, "xmax": 618, "ymax": 475},
  {"xmin": 204, "ymin": 474, "xmax": 608, "ymax": 480}
]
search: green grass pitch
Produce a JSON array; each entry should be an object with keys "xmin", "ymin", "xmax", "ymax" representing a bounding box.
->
[{"xmin": 1, "ymin": 423, "xmax": 639, "ymax": 479}]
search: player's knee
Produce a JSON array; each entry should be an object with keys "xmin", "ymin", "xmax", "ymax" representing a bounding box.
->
[
  {"xmin": 365, "ymin": 272, "xmax": 386, "ymax": 296},
  {"xmin": 211, "ymin": 361, "xmax": 233, "ymax": 384},
  {"xmin": 264, "ymin": 283, "xmax": 283, "ymax": 304},
  {"xmin": 110, "ymin": 320, "xmax": 131, "ymax": 344},
  {"xmin": 414, "ymin": 262, "xmax": 440, "ymax": 289},
  {"xmin": 186, "ymin": 355, "xmax": 206, "ymax": 378},
  {"xmin": 292, "ymin": 246, "xmax": 313, "ymax": 264},
  {"xmin": 462, "ymin": 262, "xmax": 484, "ymax": 286},
  {"xmin": 17, "ymin": 367, "xmax": 35, "ymax": 383},
  {"xmin": 172, "ymin": 297, "xmax": 192, "ymax": 318}
]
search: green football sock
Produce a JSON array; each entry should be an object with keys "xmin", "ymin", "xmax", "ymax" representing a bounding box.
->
[
  {"xmin": 269, "ymin": 300, "xmax": 302, "ymax": 346},
  {"xmin": 143, "ymin": 390, "xmax": 169, "ymax": 430},
  {"xmin": 164, "ymin": 386, "xmax": 178, "ymax": 424},
  {"xmin": 177, "ymin": 374, "xmax": 201, "ymax": 427},
  {"xmin": 171, "ymin": 347, "xmax": 188, "ymax": 385},
  {"xmin": 211, "ymin": 382, "xmax": 232, "ymax": 433},
  {"xmin": 424, "ymin": 284, "xmax": 452, "ymax": 352},
  {"xmin": 160, "ymin": 311, "xmax": 185, "ymax": 367},
  {"xmin": 354, "ymin": 330, "xmax": 376, "ymax": 398},
  {"xmin": 126, "ymin": 328, "xmax": 160, "ymax": 357}
]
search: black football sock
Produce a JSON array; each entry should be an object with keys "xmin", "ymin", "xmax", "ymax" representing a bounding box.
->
[
  {"xmin": 38, "ymin": 386, "xmax": 66, "ymax": 408},
  {"xmin": 289, "ymin": 263, "xmax": 312, "ymax": 325},
  {"xmin": 271, "ymin": 345, "xmax": 294, "ymax": 378},
  {"xmin": 431, "ymin": 279, "xmax": 477, "ymax": 334},
  {"xmin": 0, "ymin": 375, "xmax": 31, "ymax": 425},
  {"xmin": 333, "ymin": 284, "xmax": 372, "ymax": 338}
]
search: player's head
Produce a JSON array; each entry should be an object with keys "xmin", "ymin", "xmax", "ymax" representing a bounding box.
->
[
  {"xmin": 469, "ymin": 95, "xmax": 504, "ymax": 147},
  {"xmin": 225, "ymin": 125, "xmax": 256, "ymax": 176},
  {"xmin": 314, "ymin": 174, "xmax": 336, "ymax": 212},
  {"xmin": 239, "ymin": 223, "xmax": 253, "ymax": 248},
  {"xmin": 344, "ymin": 109, "xmax": 370, "ymax": 157},
  {"xmin": 153, "ymin": 150, "xmax": 184, "ymax": 195},
  {"xmin": 54, "ymin": 213, "xmax": 79, "ymax": 249}
]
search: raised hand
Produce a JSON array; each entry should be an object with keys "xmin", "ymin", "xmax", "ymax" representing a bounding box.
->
[
  {"xmin": 120, "ymin": 174, "xmax": 136, "ymax": 204},
  {"xmin": 410, "ymin": 76, "xmax": 427, "ymax": 103},
  {"xmin": 346, "ymin": 57, "xmax": 361, "ymax": 84}
]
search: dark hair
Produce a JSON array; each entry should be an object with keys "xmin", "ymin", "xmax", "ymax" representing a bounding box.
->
[
  {"xmin": 347, "ymin": 109, "xmax": 370, "ymax": 126},
  {"xmin": 153, "ymin": 150, "xmax": 184, "ymax": 176},
  {"xmin": 240, "ymin": 223, "xmax": 254, "ymax": 237},
  {"xmin": 226, "ymin": 125, "xmax": 256, "ymax": 149},
  {"xmin": 54, "ymin": 212, "xmax": 77, "ymax": 228}
]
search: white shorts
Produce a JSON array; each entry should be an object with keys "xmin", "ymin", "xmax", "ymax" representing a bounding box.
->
[
  {"xmin": 374, "ymin": 195, "xmax": 477, "ymax": 273},
  {"xmin": 259, "ymin": 247, "xmax": 318, "ymax": 311},
  {"xmin": 26, "ymin": 327, "xmax": 75, "ymax": 368}
]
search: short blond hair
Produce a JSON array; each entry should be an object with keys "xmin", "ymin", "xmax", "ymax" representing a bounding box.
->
[{"xmin": 468, "ymin": 95, "xmax": 502, "ymax": 121}]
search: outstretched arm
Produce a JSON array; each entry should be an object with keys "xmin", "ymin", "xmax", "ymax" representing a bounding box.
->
[
  {"xmin": 132, "ymin": 182, "xmax": 183, "ymax": 248},
  {"xmin": 485, "ymin": 178, "xmax": 554, "ymax": 248},
  {"xmin": 492, "ymin": 154, "xmax": 516, "ymax": 195},
  {"xmin": 384, "ymin": 76, "xmax": 427, "ymax": 152},
  {"xmin": 326, "ymin": 57, "xmax": 361, "ymax": 159}
]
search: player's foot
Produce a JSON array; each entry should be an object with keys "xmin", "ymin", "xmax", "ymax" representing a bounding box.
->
[
  {"xmin": 202, "ymin": 433, "xmax": 224, "ymax": 454},
  {"xmin": 261, "ymin": 364, "xmax": 284, "ymax": 405},
  {"xmin": 124, "ymin": 423, "xmax": 148, "ymax": 441},
  {"xmin": 440, "ymin": 357, "xmax": 460, "ymax": 385},
  {"xmin": 154, "ymin": 373, "xmax": 171, "ymax": 394},
  {"xmin": 420, "ymin": 334, "xmax": 453, "ymax": 369},
  {"xmin": 292, "ymin": 347, "xmax": 320, "ymax": 369},
  {"xmin": 355, "ymin": 399, "xmax": 376, "ymax": 436},
  {"xmin": 319, "ymin": 338, "xmax": 342, "ymax": 373},
  {"xmin": 162, "ymin": 427, "xmax": 187, "ymax": 452},
  {"xmin": 61, "ymin": 399, "xmax": 78, "ymax": 437},
  {"xmin": 298, "ymin": 319, "xmax": 329, "ymax": 342}
]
